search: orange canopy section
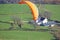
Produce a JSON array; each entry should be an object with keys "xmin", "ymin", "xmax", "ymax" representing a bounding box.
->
[{"xmin": 19, "ymin": 1, "xmax": 39, "ymax": 21}]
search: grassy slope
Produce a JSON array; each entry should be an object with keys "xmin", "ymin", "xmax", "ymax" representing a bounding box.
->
[
  {"xmin": 0, "ymin": 4, "xmax": 60, "ymax": 40},
  {"xmin": 0, "ymin": 4, "xmax": 32, "ymax": 21},
  {"xmin": 0, "ymin": 31, "xmax": 53, "ymax": 40},
  {"xmin": 0, "ymin": 4, "xmax": 32, "ymax": 29},
  {"xmin": 45, "ymin": 4, "xmax": 60, "ymax": 21}
]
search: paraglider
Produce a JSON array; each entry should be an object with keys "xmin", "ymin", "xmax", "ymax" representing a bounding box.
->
[
  {"xmin": 19, "ymin": 1, "xmax": 39, "ymax": 21},
  {"xmin": 19, "ymin": 0, "xmax": 50, "ymax": 26},
  {"xmin": 19, "ymin": 0, "xmax": 60, "ymax": 27}
]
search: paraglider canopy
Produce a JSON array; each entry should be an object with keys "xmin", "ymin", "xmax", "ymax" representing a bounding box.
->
[{"xmin": 19, "ymin": 1, "xmax": 39, "ymax": 21}]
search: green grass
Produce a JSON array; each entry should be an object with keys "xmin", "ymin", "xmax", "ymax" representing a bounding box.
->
[
  {"xmin": 0, "ymin": 4, "xmax": 31, "ymax": 14},
  {"xmin": 0, "ymin": 31, "xmax": 53, "ymax": 40},
  {"xmin": 0, "ymin": 4, "xmax": 60, "ymax": 40},
  {"xmin": 45, "ymin": 4, "xmax": 60, "ymax": 20},
  {"xmin": 0, "ymin": 4, "xmax": 32, "ymax": 21}
]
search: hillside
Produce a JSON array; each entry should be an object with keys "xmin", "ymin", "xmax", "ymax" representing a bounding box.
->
[
  {"xmin": 0, "ymin": 4, "xmax": 60, "ymax": 21},
  {"xmin": 0, "ymin": 4, "xmax": 60, "ymax": 40}
]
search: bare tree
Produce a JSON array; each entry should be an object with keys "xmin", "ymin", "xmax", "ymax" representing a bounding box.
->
[
  {"xmin": 12, "ymin": 16, "xmax": 23, "ymax": 28},
  {"xmin": 49, "ymin": 26, "xmax": 60, "ymax": 40},
  {"xmin": 9, "ymin": 16, "xmax": 23, "ymax": 30},
  {"xmin": 43, "ymin": 11, "xmax": 51, "ymax": 19}
]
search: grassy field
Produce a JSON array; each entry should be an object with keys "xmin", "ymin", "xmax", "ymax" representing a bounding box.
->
[
  {"xmin": 0, "ymin": 4, "xmax": 60, "ymax": 40},
  {"xmin": 45, "ymin": 4, "xmax": 60, "ymax": 20},
  {"xmin": 0, "ymin": 31, "xmax": 54, "ymax": 40}
]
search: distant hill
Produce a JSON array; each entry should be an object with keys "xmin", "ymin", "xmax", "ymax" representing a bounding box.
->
[
  {"xmin": 0, "ymin": 0, "xmax": 20, "ymax": 4},
  {"xmin": 0, "ymin": 0, "xmax": 60, "ymax": 4}
]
